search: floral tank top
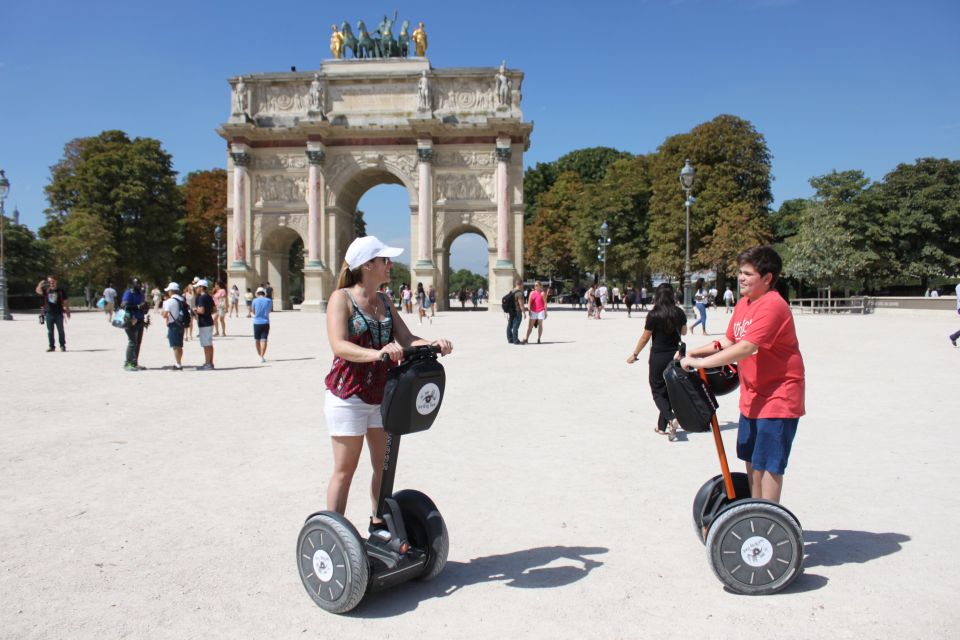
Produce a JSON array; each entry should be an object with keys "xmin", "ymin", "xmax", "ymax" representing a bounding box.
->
[{"xmin": 324, "ymin": 291, "xmax": 394, "ymax": 404}]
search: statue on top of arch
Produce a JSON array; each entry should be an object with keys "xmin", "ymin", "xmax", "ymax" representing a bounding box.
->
[{"xmin": 329, "ymin": 15, "xmax": 428, "ymax": 59}]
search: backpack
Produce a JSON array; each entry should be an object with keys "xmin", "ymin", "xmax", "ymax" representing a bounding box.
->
[
  {"xmin": 501, "ymin": 290, "xmax": 516, "ymax": 313},
  {"xmin": 175, "ymin": 298, "xmax": 192, "ymax": 327}
]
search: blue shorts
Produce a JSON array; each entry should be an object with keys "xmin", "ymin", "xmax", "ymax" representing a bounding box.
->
[
  {"xmin": 736, "ymin": 415, "xmax": 799, "ymax": 475},
  {"xmin": 253, "ymin": 323, "xmax": 270, "ymax": 341},
  {"xmin": 167, "ymin": 323, "xmax": 184, "ymax": 348}
]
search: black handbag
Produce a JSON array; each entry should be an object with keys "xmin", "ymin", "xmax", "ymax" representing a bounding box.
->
[{"xmin": 663, "ymin": 360, "xmax": 718, "ymax": 433}]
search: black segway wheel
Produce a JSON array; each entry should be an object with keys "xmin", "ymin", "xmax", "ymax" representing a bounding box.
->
[
  {"xmin": 297, "ymin": 512, "xmax": 369, "ymax": 613},
  {"xmin": 393, "ymin": 489, "xmax": 449, "ymax": 581},
  {"xmin": 692, "ymin": 472, "xmax": 751, "ymax": 543},
  {"xmin": 705, "ymin": 501, "xmax": 803, "ymax": 595}
]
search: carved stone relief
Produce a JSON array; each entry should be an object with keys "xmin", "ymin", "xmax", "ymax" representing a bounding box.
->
[
  {"xmin": 252, "ymin": 84, "xmax": 309, "ymax": 116},
  {"xmin": 435, "ymin": 80, "xmax": 495, "ymax": 112},
  {"xmin": 252, "ymin": 154, "xmax": 309, "ymax": 171},
  {"xmin": 433, "ymin": 151, "xmax": 495, "ymax": 168},
  {"xmin": 255, "ymin": 175, "xmax": 308, "ymax": 205},
  {"xmin": 435, "ymin": 172, "xmax": 494, "ymax": 201}
]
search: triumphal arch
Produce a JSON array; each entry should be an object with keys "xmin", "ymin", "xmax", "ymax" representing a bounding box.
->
[{"xmin": 217, "ymin": 55, "xmax": 532, "ymax": 310}]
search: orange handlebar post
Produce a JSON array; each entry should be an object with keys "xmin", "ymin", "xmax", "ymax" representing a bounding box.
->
[{"xmin": 699, "ymin": 369, "xmax": 736, "ymax": 500}]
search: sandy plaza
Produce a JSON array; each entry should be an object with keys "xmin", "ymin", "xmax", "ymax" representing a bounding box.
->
[{"xmin": 0, "ymin": 304, "xmax": 957, "ymax": 639}]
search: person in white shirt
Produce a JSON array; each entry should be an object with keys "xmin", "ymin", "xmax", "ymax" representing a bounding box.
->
[
  {"xmin": 723, "ymin": 286, "xmax": 735, "ymax": 314},
  {"xmin": 102, "ymin": 282, "xmax": 118, "ymax": 320}
]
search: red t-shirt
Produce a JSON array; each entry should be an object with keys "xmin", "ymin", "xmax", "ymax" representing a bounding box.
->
[
  {"xmin": 725, "ymin": 291, "xmax": 805, "ymax": 419},
  {"xmin": 528, "ymin": 290, "xmax": 545, "ymax": 313}
]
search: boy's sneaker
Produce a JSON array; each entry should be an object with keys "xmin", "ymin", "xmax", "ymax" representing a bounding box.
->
[
  {"xmin": 124, "ymin": 363, "xmax": 138, "ymax": 372},
  {"xmin": 173, "ymin": 364, "xmax": 183, "ymax": 371},
  {"xmin": 60, "ymin": 346, "xmax": 66, "ymax": 352},
  {"xmin": 46, "ymin": 347, "xmax": 55, "ymax": 352},
  {"xmin": 951, "ymin": 336, "xmax": 958, "ymax": 347},
  {"xmin": 200, "ymin": 363, "xmax": 215, "ymax": 370}
]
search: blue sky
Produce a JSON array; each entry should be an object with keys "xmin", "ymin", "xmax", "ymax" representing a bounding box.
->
[{"xmin": 2, "ymin": 0, "xmax": 958, "ymax": 275}]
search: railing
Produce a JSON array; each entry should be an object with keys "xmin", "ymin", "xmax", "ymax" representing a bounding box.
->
[{"xmin": 789, "ymin": 296, "xmax": 875, "ymax": 314}]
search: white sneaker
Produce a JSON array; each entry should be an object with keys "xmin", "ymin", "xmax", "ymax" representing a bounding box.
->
[{"xmin": 260, "ymin": 356, "xmax": 266, "ymax": 363}]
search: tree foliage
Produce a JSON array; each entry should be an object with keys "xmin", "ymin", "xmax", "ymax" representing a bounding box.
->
[
  {"xmin": 647, "ymin": 115, "xmax": 773, "ymax": 280},
  {"xmin": 180, "ymin": 169, "xmax": 227, "ymax": 279},
  {"xmin": 447, "ymin": 268, "xmax": 487, "ymax": 294},
  {"xmin": 44, "ymin": 210, "xmax": 119, "ymax": 290},
  {"xmin": 43, "ymin": 130, "xmax": 183, "ymax": 285},
  {"xmin": 783, "ymin": 202, "xmax": 865, "ymax": 286},
  {"xmin": 524, "ymin": 171, "xmax": 584, "ymax": 278},
  {"xmin": 1, "ymin": 219, "xmax": 51, "ymax": 294}
]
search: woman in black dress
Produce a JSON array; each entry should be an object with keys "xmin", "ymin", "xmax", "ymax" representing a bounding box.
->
[{"xmin": 626, "ymin": 283, "xmax": 688, "ymax": 441}]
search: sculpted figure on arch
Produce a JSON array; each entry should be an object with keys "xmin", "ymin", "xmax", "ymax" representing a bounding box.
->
[
  {"xmin": 330, "ymin": 24, "xmax": 344, "ymax": 59},
  {"xmin": 412, "ymin": 22, "xmax": 428, "ymax": 57}
]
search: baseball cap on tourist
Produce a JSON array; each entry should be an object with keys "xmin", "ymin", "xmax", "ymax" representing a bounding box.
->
[
  {"xmin": 164, "ymin": 282, "xmax": 180, "ymax": 292},
  {"xmin": 256, "ymin": 287, "xmax": 266, "ymax": 294},
  {"xmin": 196, "ymin": 279, "xmax": 209, "ymax": 288},
  {"xmin": 344, "ymin": 235, "xmax": 403, "ymax": 270}
]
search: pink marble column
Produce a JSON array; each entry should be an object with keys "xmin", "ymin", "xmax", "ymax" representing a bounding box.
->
[
  {"xmin": 230, "ymin": 144, "xmax": 250, "ymax": 266},
  {"xmin": 495, "ymin": 137, "xmax": 512, "ymax": 264},
  {"xmin": 416, "ymin": 141, "xmax": 434, "ymax": 265},
  {"xmin": 306, "ymin": 143, "xmax": 325, "ymax": 266}
]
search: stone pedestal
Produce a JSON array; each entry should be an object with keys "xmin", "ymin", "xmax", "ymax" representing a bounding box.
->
[
  {"xmin": 301, "ymin": 266, "xmax": 331, "ymax": 312},
  {"xmin": 492, "ymin": 264, "xmax": 517, "ymax": 312},
  {"xmin": 227, "ymin": 264, "xmax": 257, "ymax": 301}
]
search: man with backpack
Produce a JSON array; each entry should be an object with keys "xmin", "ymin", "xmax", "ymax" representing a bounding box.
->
[
  {"xmin": 503, "ymin": 279, "xmax": 527, "ymax": 344},
  {"xmin": 161, "ymin": 282, "xmax": 188, "ymax": 370}
]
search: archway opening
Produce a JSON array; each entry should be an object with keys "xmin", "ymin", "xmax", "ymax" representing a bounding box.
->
[
  {"xmin": 356, "ymin": 182, "xmax": 412, "ymax": 299},
  {"xmin": 446, "ymin": 231, "xmax": 490, "ymax": 311},
  {"xmin": 260, "ymin": 226, "xmax": 303, "ymax": 310}
]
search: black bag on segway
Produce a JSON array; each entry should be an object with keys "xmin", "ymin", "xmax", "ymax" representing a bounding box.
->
[
  {"xmin": 380, "ymin": 356, "xmax": 446, "ymax": 435},
  {"xmin": 663, "ymin": 360, "xmax": 718, "ymax": 433}
]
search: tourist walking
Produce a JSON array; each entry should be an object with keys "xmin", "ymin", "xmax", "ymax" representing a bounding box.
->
[
  {"xmin": 193, "ymin": 280, "xmax": 217, "ymax": 370},
  {"xmin": 322, "ymin": 235, "xmax": 452, "ymax": 528},
  {"xmin": 639, "ymin": 286, "xmax": 648, "ymax": 311},
  {"xmin": 724, "ymin": 286, "xmax": 735, "ymax": 313},
  {"xmin": 36, "ymin": 275, "xmax": 70, "ymax": 352},
  {"xmin": 949, "ymin": 282, "xmax": 960, "ymax": 347},
  {"xmin": 681, "ymin": 246, "xmax": 805, "ymax": 503},
  {"xmin": 522, "ymin": 281, "xmax": 548, "ymax": 344},
  {"xmin": 213, "ymin": 282, "xmax": 227, "ymax": 336},
  {"xmin": 183, "ymin": 283, "xmax": 196, "ymax": 341},
  {"xmin": 229, "ymin": 284, "xmax": 240, "ymax": 317},
  {"xmin": 161, "ymin": 282, "xmax": 187, "ymax": 370},
  {"xmin": 252, "ymin": 287, "xmax": 272, "ymax": 362},
  {"xmin": 415, "ymin": 282, "xmax": 429, "ymax": 325},
  {"xmin": 690, "ymin": 277, "xmax": 709, "ymax": 335},
  {"xmin": 244, "ymin": 287, "xmax": 254, "ymax": 317},
  {"xmin": 150, "ymin": 285, "xmax": 162, "ymax": 311},
  {"xmin": 102, "ymin": 282, "xmax": 117, "ymax": 321},
  {"xmin": 120, "ymin": 277, "xmax": 151, "ymax": 371},
  {"xmin": 585, "ymin": 284, "xmax": 597, "ymax": 319},
  {"xmin": 627, "ymin": 283, "xmax": 688, "ymax": 441},
  {"xmin": 458, "ymin": 287, "xmax": 467, "ymax": 309},
  {"xmin": 624, "ymin": 286, "xmax": 636, "ymax": 318},
  {"xmin": 401, "ymin": 285, "xmax": 412, "ymax": 314},
  {"xmin": 505, "ymin": 279, "xmax": 526, "ymax": 344},
  {"xmin": 428, "ymin": 284, "xmax": 436, "ymax": 317}
]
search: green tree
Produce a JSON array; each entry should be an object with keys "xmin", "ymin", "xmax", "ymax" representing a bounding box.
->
[
  {"xmin": 783, "ymin": 202, "xmax": 865, "ymax": 286},
  {"xmin": 447, "ymin": 268, "xmax": 487, "ymax": 294},
  {"xmin": 770, "ymin": 198, "xmax": 807, "ymax": 244},
  {"xmin": 523, "ymin": 161, "xmax": 558, "ymax": 225},
  {"xmin": 354, "ymin": 209, "xmax": 367, "ymax": 237},
  {"xmin": 44, "ymin": 210, "xmax": 119, "ymax": 292},
  {"xmin": 555, "ymin": 146, "xmax": 633, "ymax": 183},
  {"xmin": 388, "ymin": 261, "xmax": 411, "ymax": 297},
  {"xmin": 700, "ymin": 201, "xmax": 772, "ymax": 283},
  {"xmin": 647, "ymin": 115, "xmax": 773, "ymax": 281},
  {"xmin": 180, "ymin": 169, "xmax": 227, "ymax": 279},
  {"xmin": 1, "ymin": 218, "xmax": 51, "ymax": 294},
  {"xmin": 525, "ymin": 171, "xmax": 584, "ymax": 279},
  {"xmin": 867, "ymin": 158, "xmax": 960, "ymax": 288},
  {"xmin": 44, "ymin": 130, "xmax": 184, "ymax": 284}
]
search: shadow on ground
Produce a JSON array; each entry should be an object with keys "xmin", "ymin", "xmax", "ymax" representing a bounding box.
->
[
  {"xmin": 352, "ymin": 545, "xmax": 608, "ymax": 618},
  {"xmin": 803, "ymin": 529, "xmax": 910, "ymax": 568}
]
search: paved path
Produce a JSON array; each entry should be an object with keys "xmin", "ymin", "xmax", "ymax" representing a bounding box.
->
[{"xmin": 1, "ymin": 306, "xmax": 958, "ymax": 638}]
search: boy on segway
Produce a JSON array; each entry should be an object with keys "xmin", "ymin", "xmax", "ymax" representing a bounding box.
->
[{"xmin": 680, "ymin": 246, "xmax": 804, "ymax": 504}]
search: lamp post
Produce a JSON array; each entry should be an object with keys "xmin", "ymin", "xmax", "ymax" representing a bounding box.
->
[
  {"xmin": 597, "ymin": 220, "xmax": 612, "ymax": 284},
  {"xmin": 213, "ymin": 225, "xmax": 223, "ymax": 285},
  {"xmin": 679, "ymin": 159, "xmax": 696, "ymax": 314},
  {"xmin": 0, "ymin": 169, "xmax": 12, "ymax": 320}
]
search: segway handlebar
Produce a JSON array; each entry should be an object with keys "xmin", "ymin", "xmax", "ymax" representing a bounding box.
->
[{"xmin": 380, "ymin": 344, "xmax": 443, "ymax": 363}]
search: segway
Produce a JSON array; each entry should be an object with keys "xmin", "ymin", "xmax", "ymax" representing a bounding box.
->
[
  {"xmin": 664, "ymin": 354, "xmax": 804, "ymax": 595},
  {"xmin": 297, "ymin": 345, "xmax": 449, "ymax": 613}
]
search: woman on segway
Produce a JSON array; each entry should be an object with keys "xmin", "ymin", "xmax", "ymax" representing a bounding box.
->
[
  {"xmin": 680, "ymin": 246, "xmax": 804, "ymax": 504},
  {"xmin": 324, "ymin": 236, "xmax": 453, "ymax": 533}
]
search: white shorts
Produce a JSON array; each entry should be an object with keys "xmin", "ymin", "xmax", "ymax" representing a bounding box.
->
[
  {"xmin": 324, "ymin": 390, "xmax": 383, "ymax": 437},
  {"xmin": 530, "ymin": 311, "xmax": 546, "ymax": 320},
  {"xmin": 197, "ymin": 325, "xmax": 214, "ymax": 347}
]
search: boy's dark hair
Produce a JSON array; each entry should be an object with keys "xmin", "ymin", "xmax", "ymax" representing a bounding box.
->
[{"xmin": 738, "ymin": 246, "xmax": 783, "ymax": 285}]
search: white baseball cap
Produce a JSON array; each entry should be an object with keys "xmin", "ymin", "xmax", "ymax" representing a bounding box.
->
[
  {"xmin": 196, "ymin": 279, "xmax": 209, "ymax": 288},
  {"xmin": 164, "ymin": 282, "xmax": 180, "ymax": 292},
  {"xmin": 256, "ymin": 287, "xmax": 266, "ymax": 294},
  {"xmin": 344, "ymin": 235, "xmax": 403, "ymax": 270}
]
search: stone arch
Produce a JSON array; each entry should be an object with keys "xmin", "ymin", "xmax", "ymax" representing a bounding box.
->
[
  {"xmin": 436, "ymin": 223, "xmax": 493, "ymax": 305},
  {"xmin": 255, "ymin": 223, "xmax": 305, "ymax": 310}
]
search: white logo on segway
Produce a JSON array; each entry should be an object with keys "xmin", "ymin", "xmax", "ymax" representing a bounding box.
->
[
  {"xmin": 312, "ymin": 549, "xmax": 334, "ymax": 582},
  {"xmin": 415, "ymin": 383, "xmax": 440, "ymax": 415},
  {"xmin": 740, "ymin": 536, "xmax": 773, "ymax": 567}
]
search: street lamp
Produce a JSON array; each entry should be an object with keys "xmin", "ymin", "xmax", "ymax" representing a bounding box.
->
[
  {"xmin": 679, "ymin": 159, "xmax": 696, "ymax": 314},
  {"xmin": 597, "ymin": 220, "xmax": 612, "ymax": 284},
  {"xmin": 0, "ymin": 169, "xmax": 12, "ymax": 320},
  {"xmin": 213, "ymin": 225, "xmax": 223, "ymax": 285}
]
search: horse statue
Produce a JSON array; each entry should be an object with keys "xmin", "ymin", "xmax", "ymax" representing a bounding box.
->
[
  {"xmin": 340, "ymin": 21, "xmax": 358, "ymax": 58},
  {"xmin": 356, "ymin": 20, "xmax": 381, "ymax": 59},
  {"xmin": 398, "ymin": 19, "xmax": 410, "ymax": 57}
]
